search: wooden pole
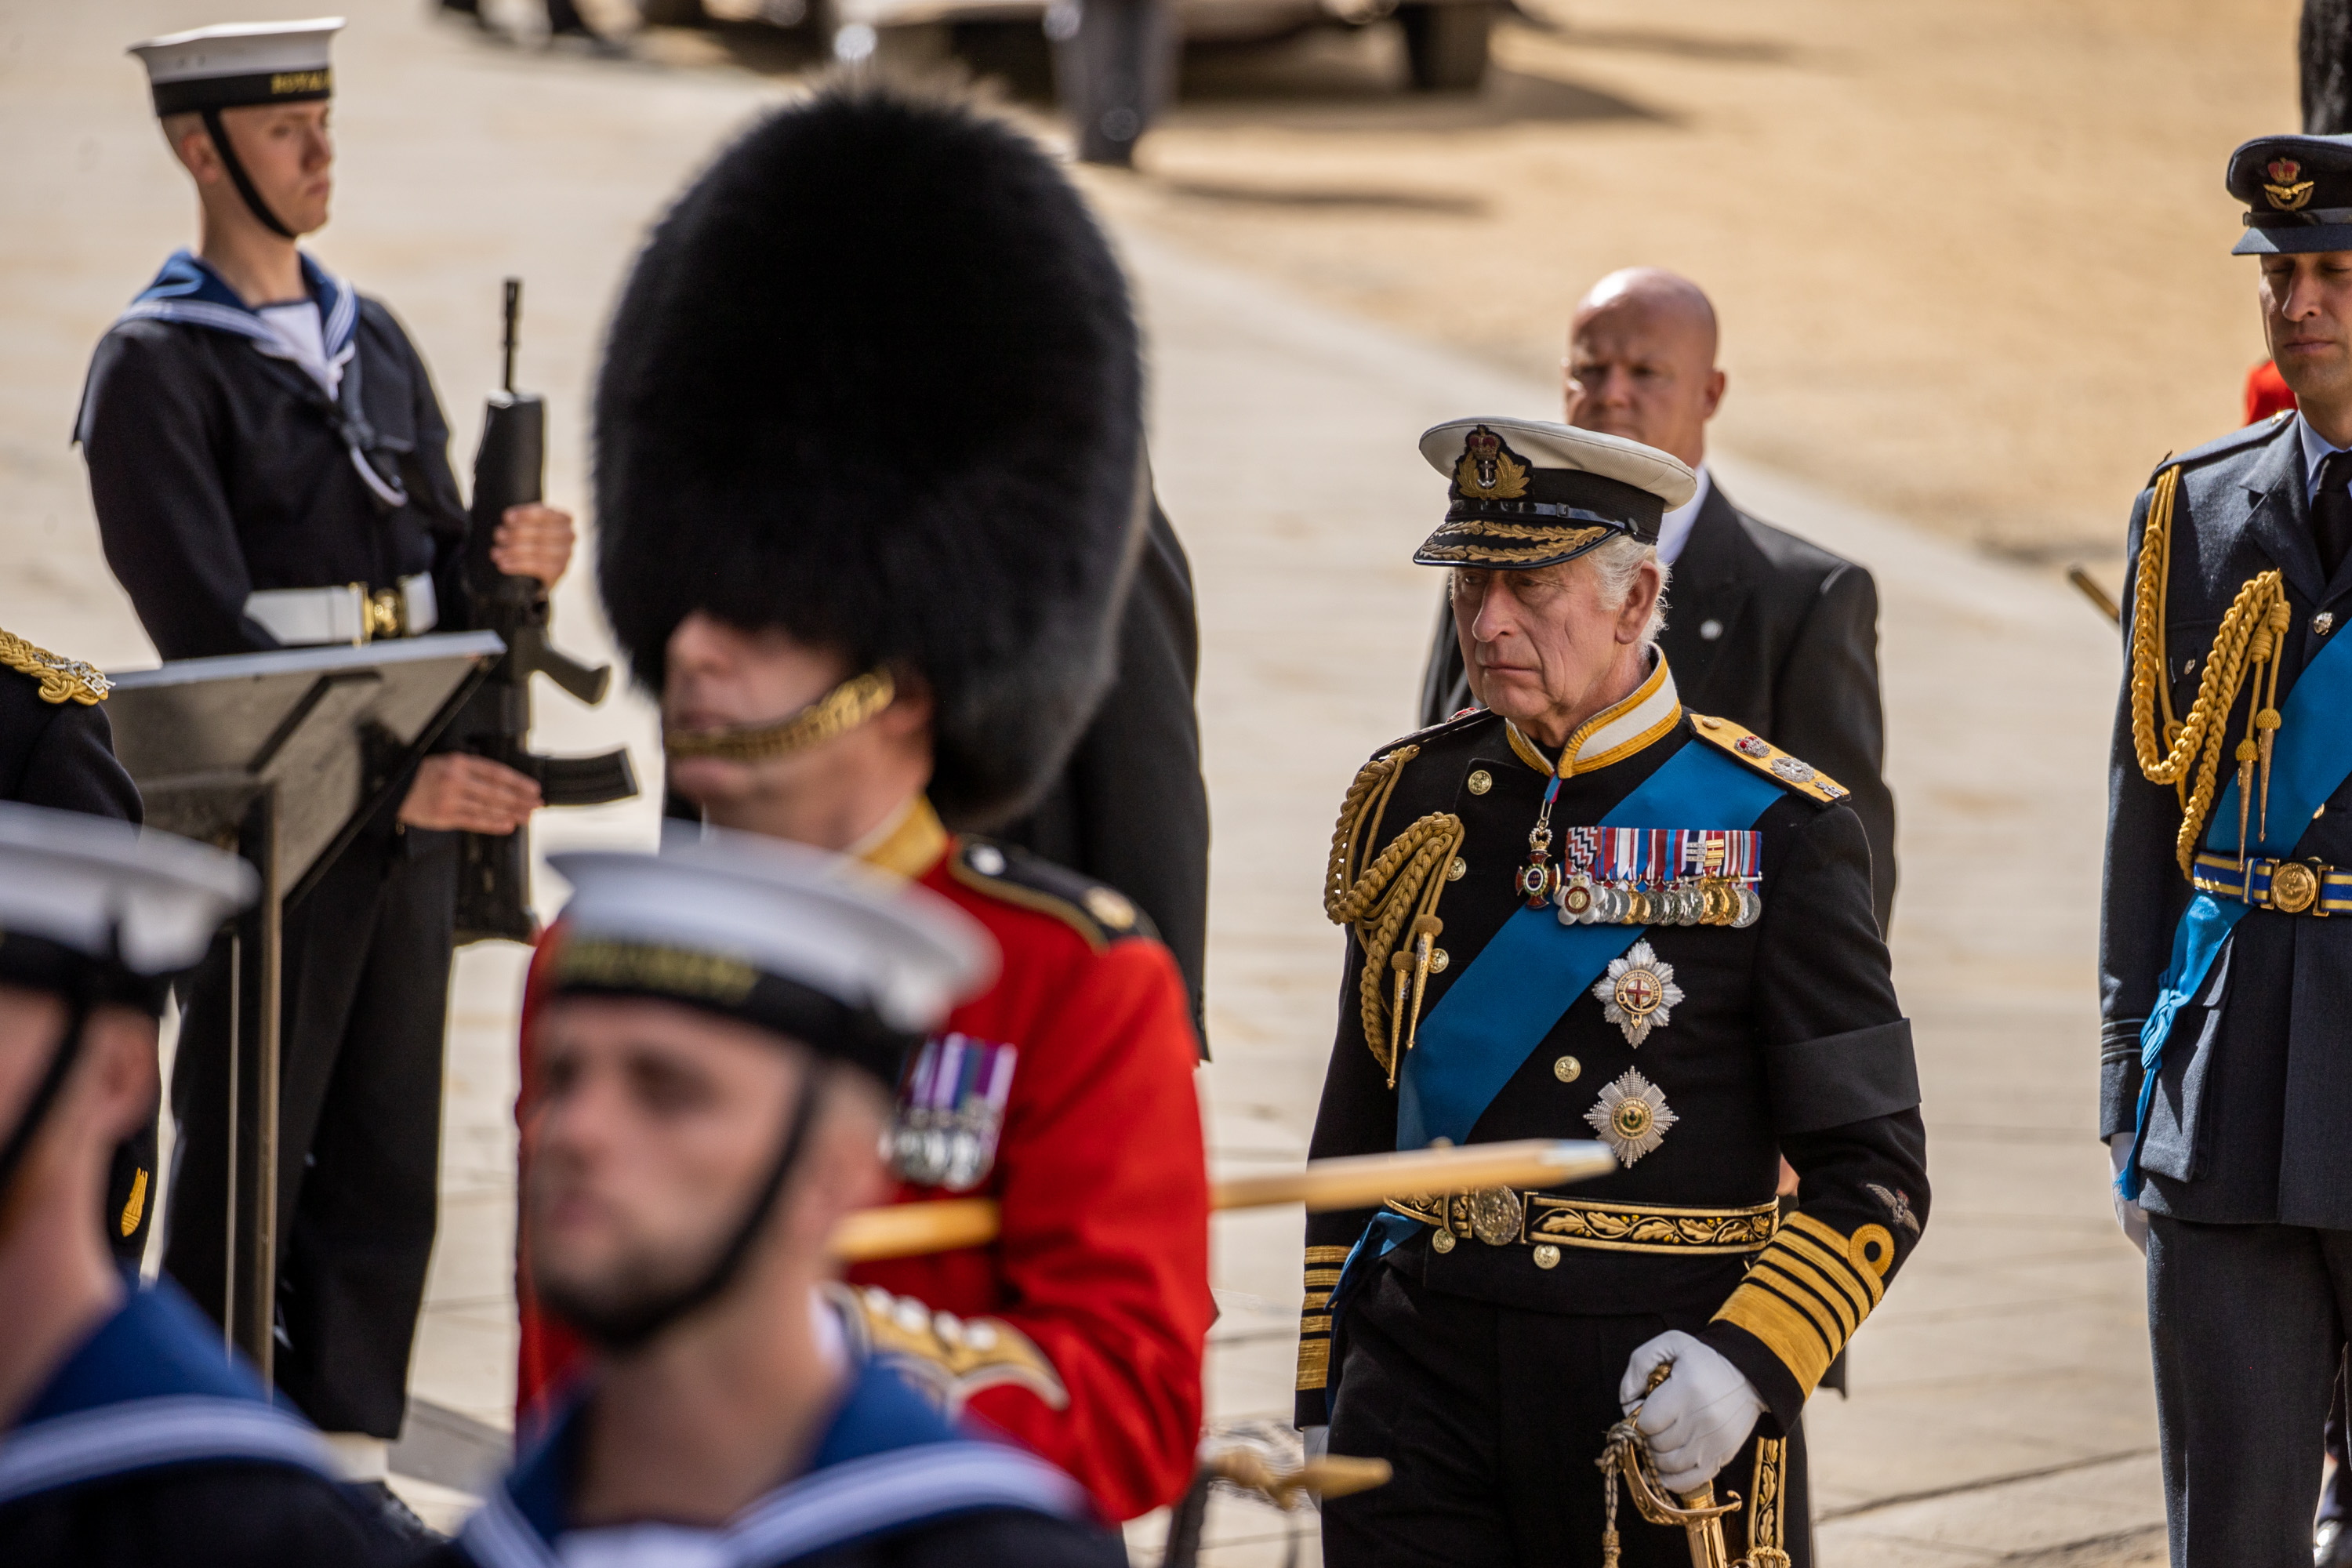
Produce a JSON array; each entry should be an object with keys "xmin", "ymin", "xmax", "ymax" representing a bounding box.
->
[{"xmin": 830, "ymin": 1138, "xmax": 1616, "ymax": 1263}]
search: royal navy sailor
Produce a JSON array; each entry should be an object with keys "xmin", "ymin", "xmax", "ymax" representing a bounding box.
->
[
  {"xmin": 2103, "ymin": 132, "xmax": 2352, "ymax": 1566},
  {"xmin": 437, "ymin": 833, "xmax": 1123, "ymax": 1568},
  {"xmin": 1298, "ymin": 418, "xmax": 1929, "ymax": 1567},
  {"xmin": 74, "ymin": 18, "xmax": 575, "ymax": 1502},
  {"xmin": 0, "ymin": 804, "xmax": 428, "ymax": 1566}
]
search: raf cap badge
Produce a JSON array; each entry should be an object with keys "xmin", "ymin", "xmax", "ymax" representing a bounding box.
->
[
  {"xmin": 2267, "ymin": 158, "xmax": 2315, "ymax": 211},
  {"xmin": 1585, "ymin": 1068, "xmax": 1676, "ymax": 1165},
  {"xmin": 2227, "ymin": 134, "xmax": 2352, "ymax": 254},
  {"xmin": 1592, "ymin": 940, "xmax": 1682, "ymax": 1047}
]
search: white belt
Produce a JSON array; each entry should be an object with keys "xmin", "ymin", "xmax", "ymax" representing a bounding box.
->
[{"xmin": 244, "ymin": 572, "xmax": 438, "ymax": 646}]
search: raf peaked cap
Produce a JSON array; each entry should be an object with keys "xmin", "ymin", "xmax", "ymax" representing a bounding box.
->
[
  {"xmin": 2229, "ymin": 133, "xmax": 2352, "ymax": 254},
  {"xmin": 596, "ymin": 85, "xmax": 1143, "ymax": 830},
  {"xmin": 546, "ymin": 829, "xmax": 995, "ymax": 1087},
  {"xmin": 127, "ymin": 18, "xmax": 340, "ymax": 117},
  {"xmin": 0, "ymin": 803, "xmax": 256, "ymax": 1011},
  {"xmin": 1414, "ymin": 418, "xmax": 1697, "ymax": 572}
]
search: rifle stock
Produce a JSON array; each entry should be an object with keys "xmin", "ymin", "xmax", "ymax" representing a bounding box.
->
[{"xmin": 453, "ymin": 280, "xmax": 638, "ymax": 946}]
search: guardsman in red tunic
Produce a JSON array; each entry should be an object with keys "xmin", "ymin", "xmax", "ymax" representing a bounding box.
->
[{"xmin": 508, "ymin": 85, "xmax": 1213, "ymax": 1523}]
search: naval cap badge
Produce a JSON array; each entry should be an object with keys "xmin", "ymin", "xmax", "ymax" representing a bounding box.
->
[
  {"xmin": 1592, "ymin": 939, "xmax": 1682, "ymax": 1047},
  {"xmin": 1452, "ymin": 424, "xmax": 1531, "ymax": 500},
  {"xmin": 1584, "ymin": 1068, "xmax": 1676, "ymax": 1165}
]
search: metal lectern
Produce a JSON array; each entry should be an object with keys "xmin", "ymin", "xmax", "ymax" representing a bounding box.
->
[{"xmin": 104, "ymin": 632, "xmax": 503, "ymax": 1381}]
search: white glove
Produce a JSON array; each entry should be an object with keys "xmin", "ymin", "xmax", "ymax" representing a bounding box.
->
[
  {"xmin": 1619, "ymin": 1331, "xmax": 1766, "ymax": 1493},
  {"xmin": 2107, "ymin": 1132, "xmax": 2150, "ymax": 1256},
  {"xmin": 1301, "ymin": 1425, "xmax": 1330, "ymax": 1463}
]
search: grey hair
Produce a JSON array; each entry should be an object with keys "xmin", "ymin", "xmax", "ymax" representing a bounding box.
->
[{"xmin": 1584, "ymin": 535, "xmax": 1669, "ymax": 648}]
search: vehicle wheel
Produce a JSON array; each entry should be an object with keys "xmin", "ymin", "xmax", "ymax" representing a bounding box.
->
[
  {"xmin": 1399, "ymin": 0, "xmax": 1490, "ymax": 91},
  {"xmin": 638, "ymin": 0, "xmax": 709, "ymax": 25}
]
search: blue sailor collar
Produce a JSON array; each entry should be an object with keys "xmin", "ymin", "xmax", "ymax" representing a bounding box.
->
[
  {"xmin": 1503, "ymin": 652, "xmax": 1683, "ymax": 780},
  {"xmin": 115, "ymin": 247, "xmax": 359, "ymax": 369},
  {"xmin": 0, "ymin": 1279, "xmax": 335, "ymax": 1510},
  {"xmin": 460, "ymin": 1352, "xmax": 1091, "ymax": 1568}
]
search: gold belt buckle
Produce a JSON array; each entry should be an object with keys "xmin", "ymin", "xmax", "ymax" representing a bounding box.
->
[
  {"xmin": 2270, "ymin": 858, "xmax": 2326, "ymax": 916},
  {"xmin": 363, "ymin": 584, "xmax": 406, "ymax": 641}
]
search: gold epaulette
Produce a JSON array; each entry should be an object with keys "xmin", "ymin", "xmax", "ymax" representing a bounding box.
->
[
  {"xmin": 1686, "ymin": 714, "xmax": 1849, "ymax": 806},
  {"xmin": 828, "ymin": 1282, "xmax": 1068, "ymax": 1414},
  {"xmin": 948, "ymin": 837, "xmax": 1147, "ymax": 950},
  {"xmin": 0, "ymin": 627, "xmax": 110, "ymax": 706}
]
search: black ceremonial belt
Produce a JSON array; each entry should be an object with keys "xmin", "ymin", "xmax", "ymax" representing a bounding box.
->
[{"xmin": 1385, "ymin": 1191, "xmax": 1780, "ymax": 1256}]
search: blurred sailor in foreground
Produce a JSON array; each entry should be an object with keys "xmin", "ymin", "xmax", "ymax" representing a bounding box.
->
[
  {"xmin": 1301, "ymin": 419, "xmax": 1928, "ymax": 1566},
  {"xmin": 0, "ymin": 804, "xmax": 423, "ymax": 1565},
  {"xmin": 510, "ymin": 85, "xmax": 1214, "ymax": 1522},
  {"xmin": 2103, "ymin": 132, "xmax": 2352, "ymax": 1566},
  {"xmin": 76, "ymin": 19, "xmax": 576, "ymax": 1491},
  {"xmin": 443, "ymin": 835, "xmax": 1121, "ymax": 1568}
]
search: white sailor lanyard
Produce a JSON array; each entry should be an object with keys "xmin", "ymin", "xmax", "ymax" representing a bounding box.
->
[{"xmin": 888, "ymin": 1033, "xmax": 1016, "ymax": 1192}]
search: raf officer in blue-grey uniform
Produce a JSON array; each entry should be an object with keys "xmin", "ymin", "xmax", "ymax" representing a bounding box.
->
[
  {"xmin": 437, "ymin": 833, "xmax": 1122, "ymax": 1568},
  {"xmin": 2103, "ymin": 132, "xmax": 2352, "ymax": 1566},
  {"xmin": 0, "ymin": 804, "xmax": 428, "ymax": 1566},
  {"xmin": 73, "ymin": 19, "xmax": 575, "ymax": 1495},
  {"xmin": 1298, "ymin": 419, "xmax": 1928, "ymax": 1567}
]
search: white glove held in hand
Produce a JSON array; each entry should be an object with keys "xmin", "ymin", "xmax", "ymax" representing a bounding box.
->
[
  {"xmin": 2107, "ymin": 1132, "xmax": 2150, "ymax": 1257},
  {"xmin": 1618, "ymin": 1331, "xmax": 1766, "ymax": 1494}
]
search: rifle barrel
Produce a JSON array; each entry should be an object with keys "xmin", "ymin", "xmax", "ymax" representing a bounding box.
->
[
  {"xmin": 2067, "ymin": 564, "xmax": 2122, "ymax": 625},
  {"xmin": 501, "ymin": 278, "xmax": 521, "ymax": 396}
]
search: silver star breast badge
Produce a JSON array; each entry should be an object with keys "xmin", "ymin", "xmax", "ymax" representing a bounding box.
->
[
  {"xmin": 1584, "ymin": 1068, "xmax": 1677, "ymax": 1165},
  {"xmin": 1591, "ymin": 939, "xmax": 1683, "ymax": 1047}
]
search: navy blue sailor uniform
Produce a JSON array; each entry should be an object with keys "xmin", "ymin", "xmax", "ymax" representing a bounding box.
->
[
  {"xmin": 441, "ymin": 1298, "xmax": 1123, "ymax": 1568},
  {"xmin": 0, "ymin": 1279, "xmax": 427, "ymax": 1567},
  {"xmin": 76, "ymin": 247, "xmax": 476, "ymax": 1440},
  {"xmin": 1298, "ymin": 419, "xmax": 1927, "ymax": 1568},
  {"xmin": 2096, "ymin": 134, "xmax": 2352, "ymax": 1566}
]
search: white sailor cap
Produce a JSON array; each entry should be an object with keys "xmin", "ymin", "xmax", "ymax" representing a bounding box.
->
[
  {"xmin": 0, "ymin": 804, "xmax": 256, "ymax": 1010},
  {"xmin": 128, "ymin": 18, "xmax": 342, "ymax": 118},
  {"xmin": 1414, "ymin": 417, "xmax": 1697, "ymax": 572},
  {"xmin": 545, "ymin": 829, "xmax": 996, "ymax": 1085}
]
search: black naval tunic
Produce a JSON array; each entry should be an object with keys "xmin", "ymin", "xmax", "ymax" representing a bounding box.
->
[
  {"xmin": 439, "ymin": 1348, "xmax": 1123, "ymax": 1568},
  {"xmin": 2101, "ymin": 411, "xmax": 2352, "ymax": 1563},
  {"xmin": 0, "ymin": 1279, "xmax": 430, "ymax": 1568},
  {"xmin": 0, "ymin": 637, "xmax": 158, "ymax": 1263},
  {"xmin": 1298, "ymin": 659, "xmax": 1927, "ymax": 1568},
  {"xmin": 76, "ymin": 250, "xmax": 474, "ymax": 1439}
]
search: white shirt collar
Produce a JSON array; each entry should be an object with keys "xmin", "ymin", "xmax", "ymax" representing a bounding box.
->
[
  {"xmin": 2297, "ymin": 412, "xmax": 2349, "ymax": 499},
  {"xmin": 1655, "ymin": 463, "xmax": 1712, "ymax": 568}
]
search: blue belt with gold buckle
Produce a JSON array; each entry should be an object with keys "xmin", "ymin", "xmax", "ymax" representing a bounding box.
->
[{"xmin": 2190, "ymin": 851, "xmax": 2352, "ymax": 916}]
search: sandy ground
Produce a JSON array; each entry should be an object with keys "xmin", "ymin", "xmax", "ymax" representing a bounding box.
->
[{"xmin": 0, "ymin": 0, "xmax": 2284, "ymax": 1560}]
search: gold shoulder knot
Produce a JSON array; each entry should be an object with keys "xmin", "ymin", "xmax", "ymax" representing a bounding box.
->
[
  {"xmin": 1687, "ymin": 713, "xmax": 1849, "ymax": 805},
  {"xmin": 0, "ymin": 627, "xmax": 110, "ymax": 706},
  {"xmin": 826, "ymin": 1282, "xmax": 1068, "ymax": 1414},
  {"xmin": 1325, "ymin": 744, "xmax": 1464, "ymax": 1087}
]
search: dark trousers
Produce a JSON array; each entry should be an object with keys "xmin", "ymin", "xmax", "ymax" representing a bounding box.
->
[
  {"xmin": 1324, "ymin": 1266, "xmax": 1810, "ymax": 1568},
  {"xmin": 164, "ymin": 833, "xmax": 456, "ymax": 1437},
  {"xmin": 2147, "ymin": 1215, "xmax": 2352, "ymax": 1566}
]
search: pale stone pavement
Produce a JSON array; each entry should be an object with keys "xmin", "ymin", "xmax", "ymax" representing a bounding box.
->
[{"xmin": 0, "ymin": 2, "xmax": 2156, "ymax": 1560}]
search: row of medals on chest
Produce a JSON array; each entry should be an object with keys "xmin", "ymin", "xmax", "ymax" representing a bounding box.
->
[{"xmin": 1512, "ymin": 812, "xmax": 1764, "ymax": 930}]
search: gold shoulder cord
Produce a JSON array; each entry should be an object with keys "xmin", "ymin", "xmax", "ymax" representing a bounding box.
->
[
  {"xmin": 1323, "ymin": 745, "xmax": 1464, "ymax": 1088},
  {"xmin": 0, "ymin": 627, "xmax": 110, "ymax": 706},
  {"xmin": 2128, "ymin": 465, "xmax": 2292, "ymax": 875}
]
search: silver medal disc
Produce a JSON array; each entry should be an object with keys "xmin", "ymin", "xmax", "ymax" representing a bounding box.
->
[{"xmin": 1733, "ymin": 886, "xmax": 1762, "ymax": 928}]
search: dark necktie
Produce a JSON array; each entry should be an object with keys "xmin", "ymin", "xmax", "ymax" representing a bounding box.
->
[{"xmin": 2316, "ymin": 449, "xmax": 2352, "ymax": 581}]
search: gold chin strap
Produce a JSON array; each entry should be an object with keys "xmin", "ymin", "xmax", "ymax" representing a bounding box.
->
[
  {"xmin": 664, "ymin": 669, "xmax": 897, "ymax": 764},
  {"xmin": 2128, "ymin": 465, "xmax": 2292, "ymax": 876}
]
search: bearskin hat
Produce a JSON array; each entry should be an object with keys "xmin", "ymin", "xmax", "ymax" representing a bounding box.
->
[{"xmin": 595, "ymin": 85, "xmax": 1142, "ymax": 829}]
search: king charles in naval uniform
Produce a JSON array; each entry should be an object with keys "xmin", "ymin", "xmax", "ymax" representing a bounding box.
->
[{"xmin": 1298, "ymin": 419, "xmax": 1929, "ymax": 1568}]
